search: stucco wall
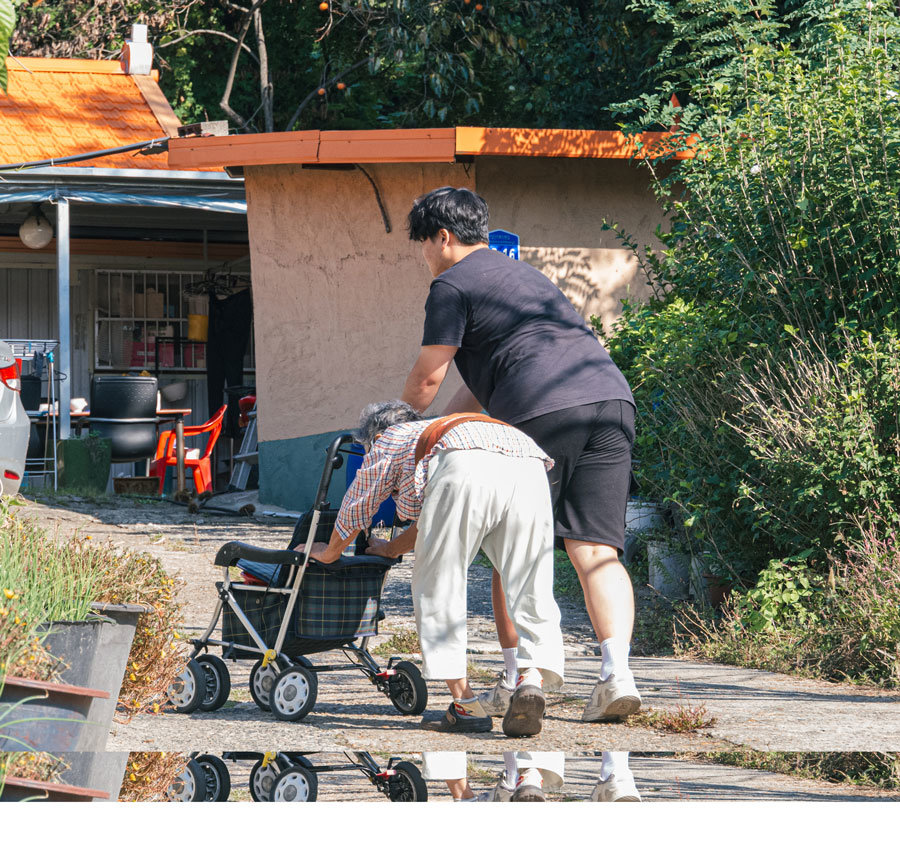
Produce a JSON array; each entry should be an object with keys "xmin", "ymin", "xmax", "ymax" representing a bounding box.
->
[
  {"xmin": 475, "ymin": 156, "xmax": 661, "ymax": 334},
  {"xmin": 245, "ymin": 157, "xmax": 665, "ymax": 509},
  {"xmin": 245, "ymin": 162, "xmax": 470, "ymax": 446}
]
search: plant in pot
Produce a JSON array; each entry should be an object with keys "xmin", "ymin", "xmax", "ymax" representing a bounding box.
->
[
  {"xmin": 0, "ymin": 751, "xmax": 121, "ymax": 801},
  {"xmin": 1, "ymin": 497, "xmax": 185, "ymax": 752}
]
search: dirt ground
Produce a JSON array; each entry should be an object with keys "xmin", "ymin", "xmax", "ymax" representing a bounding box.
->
[{"xmin": 15, "ymin": 492, "xmax": 900, "ymax": 754}]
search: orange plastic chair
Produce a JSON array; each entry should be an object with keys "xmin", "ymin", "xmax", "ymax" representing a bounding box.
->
[{"xmin": 150, "ymin": 405, "xmax": 227, "ymax": 495}]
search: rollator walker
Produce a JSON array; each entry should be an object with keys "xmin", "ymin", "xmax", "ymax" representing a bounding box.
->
[{"xmin": 165, "ymin": 434, "xmax": 427, "ymax": 722}]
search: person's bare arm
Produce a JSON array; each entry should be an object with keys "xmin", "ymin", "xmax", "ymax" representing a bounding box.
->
[
  {"xmin": 294, "ymin": 526, "xmax": 354, "ymax": 564},
  {"xmin": 366, "ymin": 522, "xmax": 418, "ymax": 558},
  {"xmin": 441, "ymin": 383, "xmax": 483, "ymax": 415},
  {"xmin": 401, "ymin": 345, "xmax": 457, "ymax": 413}
]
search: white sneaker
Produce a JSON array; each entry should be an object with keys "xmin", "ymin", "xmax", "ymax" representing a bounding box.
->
[
  {"xmin": 477, "ymin": 672, "xmax": 515, "ymax": 717},
  {"xmin": 487, "ymin": 778, "xmax": 515, "ymax": 801},
  {"xmin": 511, "ymin": 768, "xmax": 545, "ymax": 802},
  {"xmin": 581, "ymin": 672, "xmax": 642, "ymax": 722},
  {"xmin": 502, "ymin": 669, "xmax": 545, "ymax": 738},
  {"xmin": 590, "ymin": 772, "xmax": 642, "ymax": 802}
]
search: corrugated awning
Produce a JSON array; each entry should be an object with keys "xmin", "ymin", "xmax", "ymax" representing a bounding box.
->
[{"xmin": 0, "ymin": 186, "xmax": 246, "ymax": 215}]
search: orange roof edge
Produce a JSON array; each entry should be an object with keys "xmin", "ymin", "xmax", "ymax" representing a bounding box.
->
[
  {"xmin": 7, "ymin": 57, "xmax": 127, "ymax": 74},
  {"xmin": 168, "ymin": 125, "xmax": 694, "ymax": 170},
  {"xmin": 455, "ymin": 126, "xmax": 694, "ymax": 160},
  {"xmin": 6, "ymin": 56, "xmax": 158, "ymax": 80}
]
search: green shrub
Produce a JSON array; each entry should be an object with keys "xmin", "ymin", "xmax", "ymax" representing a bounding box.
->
[
  {"xmin": 599, "ymin": 5, "xmax": 900, "ymax": 580},
  {"xmin": 678, "ymin": 523, "xmax": 900, "ymax": 687}
]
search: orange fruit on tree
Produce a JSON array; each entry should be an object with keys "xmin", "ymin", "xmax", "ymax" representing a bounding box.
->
[
  {"xmin": 337, "ymin": 82, "xmax": 347, "ymax": 90},
  {"xmin": 475, "ymin": 3, "xmax": 483, "ymax": 9},
  {"xmin": 319, "ymin": 2, "xmax": 328, "ymax": 10},
  {"xmin": 318, "ymin": 87, "xmax": 326, "ymax": 96}
]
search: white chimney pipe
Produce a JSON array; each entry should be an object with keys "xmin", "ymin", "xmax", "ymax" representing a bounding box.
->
[{"xmin": 121, "ymin": 23, "xmax": 153, "ymax": 75}]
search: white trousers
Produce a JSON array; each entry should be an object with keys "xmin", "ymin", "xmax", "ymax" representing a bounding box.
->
[
  {"xmin": 413, "ymin": 449, "xmax": 564, "ymax": 688},
  {"xmin": 421, "ymin": 751, "xmax": 565, "ymax": 789}
]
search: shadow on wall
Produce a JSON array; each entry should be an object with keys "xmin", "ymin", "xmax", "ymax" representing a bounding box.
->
[{"xmin": 523, "ymin": 246, "xmax": 649, "ymax": 334}]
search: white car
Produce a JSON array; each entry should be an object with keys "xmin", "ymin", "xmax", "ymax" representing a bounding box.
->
[{"xmin": 0, "ymin": 340, "xmax": 30, "ymax": 496}]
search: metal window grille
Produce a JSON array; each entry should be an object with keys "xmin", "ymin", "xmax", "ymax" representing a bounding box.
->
[{"xmin": 93, "ymin": 269, "xmax": 254, "ymax": 372}]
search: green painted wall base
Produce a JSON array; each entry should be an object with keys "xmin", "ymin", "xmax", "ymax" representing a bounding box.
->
[{"xmin": 258, "ymin": 429, "xmax": 353, "ymax": 511}]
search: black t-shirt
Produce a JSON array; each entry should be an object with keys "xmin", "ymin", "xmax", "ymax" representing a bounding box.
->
[{"xmin": 421, "ymin": 247, "xmax": 634, "ymax": 424}]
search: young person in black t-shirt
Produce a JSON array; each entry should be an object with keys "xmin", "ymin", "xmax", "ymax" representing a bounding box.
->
[{"xmin": 401, "ymin": 186, "xmax": 643, "ymax": 728}]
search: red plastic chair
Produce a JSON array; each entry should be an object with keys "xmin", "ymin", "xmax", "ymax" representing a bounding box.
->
[{"xmin": 150, "ymin": 405, "xmax": 227, "ymax": 495}]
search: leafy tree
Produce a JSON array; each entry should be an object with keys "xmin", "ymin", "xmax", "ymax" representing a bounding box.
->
[
  {"xmin": 8, "ymin": 1, "xmax": 670, "ymax": 130},
  {"xmin": 603, "ymin": 0, "xmax": 900, "ymax": 579},
  {"xmin": 0, "ymin": 0, "xmax": 14, "ymax": 92}
]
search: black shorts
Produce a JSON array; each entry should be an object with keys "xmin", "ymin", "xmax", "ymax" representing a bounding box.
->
[{"xmin": 516, "ymin": 400, "xmax": 635, "ymax": 553}]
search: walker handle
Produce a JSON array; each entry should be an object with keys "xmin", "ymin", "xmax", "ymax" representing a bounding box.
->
[{"xmin": 313, "ymin": 433, "xmax": 355, "ymax": 510}]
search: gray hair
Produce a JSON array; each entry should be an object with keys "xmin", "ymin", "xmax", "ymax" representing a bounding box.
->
[{"xmin": 356, "ymin": 400, "xmax": 423, "ymax": 450}]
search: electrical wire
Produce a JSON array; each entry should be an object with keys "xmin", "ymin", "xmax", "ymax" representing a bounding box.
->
[{"xmin": 0, "ymin": 136, "xmax": 171, "ymax": 172}]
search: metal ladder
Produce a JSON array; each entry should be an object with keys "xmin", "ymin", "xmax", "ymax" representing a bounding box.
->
[{"xmin": 228, "ymin": 406, "xmax": 258, "ymax": 491}]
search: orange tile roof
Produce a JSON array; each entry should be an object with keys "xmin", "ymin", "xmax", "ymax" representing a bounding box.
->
[{"xmin": 0, "ymin": 57, "xmax": 204, "ymax": 171}]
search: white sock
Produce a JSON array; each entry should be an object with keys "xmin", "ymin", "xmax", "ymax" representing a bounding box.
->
[
  {"xmin": 599, "ymin": 637, "xmax": 630, "ymax": 682},
  {"xmin": 518, "ymin": 767, "xmax": 543, "ymax": 788},
  {"xmin": 600, "ymin": 751, "xmax": 630, "ymax": 783},
  {"xmin": 503, "ymin": 751, "xmax": 518, "ymax": 788},
  {"xmin": 501, "ymin": 647, "xmax": 518, "ymax": 687}
]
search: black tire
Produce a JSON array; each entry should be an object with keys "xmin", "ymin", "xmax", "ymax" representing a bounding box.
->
[
  {"xmin": 249, "ymin": 756, "xmax": 289, "ymax": 802},
  {"xmin": 271, "ymin": 765, "xmax": 318, "ymax": 802},
  {"xmin": 196, "ymin": 654, "xmax": 231, "ymax": 712},
  {"xmin": 270, "ymin": 665, "xmax": 318, "ymax": 722},
  {"xmin": 195, "ymin": 754, "xmax": 231, "ymax": 802},
  {"xmin": 166, "ymin": 659, "xmax": 207, "ymax": 713},
  {"xmin": 249, "ymin": 658, "xmax": 276, "ymax": 712},
  {"xmin": 388, "ymin": 660, "xmax": 428, "ymax": 715},
  {"xmin": 388, "ymin": 761, "xmax": 428, "ymax": 802},
  {"xmin": 165, "ymin": 759, "xmax": 207, "ymax": 802}
]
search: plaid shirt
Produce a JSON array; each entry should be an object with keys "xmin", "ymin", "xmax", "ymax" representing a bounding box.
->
[{"xmin": 334, "ymin": 418, "xmax": 554, "ymax": 539}]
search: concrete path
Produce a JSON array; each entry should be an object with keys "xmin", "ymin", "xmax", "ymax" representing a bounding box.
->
[
  {"xmin": 16, "ymin": 495, "xmax": 900, "ymax": 753},
  {"xmin": 173, "ymin": 753, "xmax": 900, "ymax": 801}
]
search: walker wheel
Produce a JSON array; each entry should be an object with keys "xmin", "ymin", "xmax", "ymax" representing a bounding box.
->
[
  {"xmin": 271, "ymin": 765, "xmax": 318, "ymax": 802},
  {"xmin": 195, "ymin": 754, "xmax": 231, "ymax": 802},
  {"xmin": 270, "ymin": 665, "xmax": 318, "ymax": 722},
  {"xmin": 388, "ymin": 660, "xmax": 428, "ymax": 715},
  {"xmin": 249, "ymin": 658, "xmax": 277, "ymax": 711},
  {"xmin": 166, "ymin": 659, "xmax": 207, "ymax": 713},
  {"xmin": 250, "ymin": 756, "xmax": 289, "ymax": 802},
  {"xmin": 196, "ymin": 654, "xmax": 231, "ymax": 712},
  {"xmin": 165, "ymin": 758, "xmax": 206, "ymax": 802},
  {"xmin": 388, "ymin": 761, "xmax": 428, "ymax": 802}
]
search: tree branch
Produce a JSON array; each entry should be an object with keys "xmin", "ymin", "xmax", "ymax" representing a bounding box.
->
[
  {"xmin": 219, "ymin": 0, "xmax": 269, "ymax": 132},
  {"xmin": 157, "ymin": 29, "xmax": 259, "ymax": 65},
  {"xmin": 283, "ymin": 57, "xmax": 369, "ymax": 132},
  {"xmin": 253, "ymin": 6, "xmax": 274, "ymax": 132}
]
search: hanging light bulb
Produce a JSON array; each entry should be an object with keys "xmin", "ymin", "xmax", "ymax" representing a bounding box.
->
[{"xmin": 19, "ymin": 204, "xmax": 54, "ymax": 250}]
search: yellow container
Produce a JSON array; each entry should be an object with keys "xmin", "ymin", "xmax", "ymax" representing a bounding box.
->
[{"xmin": 187, "ymin": 313, "xmax": 209, "ymax": 342}]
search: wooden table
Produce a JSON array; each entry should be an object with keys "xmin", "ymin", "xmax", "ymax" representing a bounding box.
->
[{"xmin": 33, "ymin": 408, "xmax": 193, "ymax": 494}]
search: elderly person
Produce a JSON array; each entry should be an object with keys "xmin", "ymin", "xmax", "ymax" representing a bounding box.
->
[{"xmin": 299, "ymin": 400, "xmax": 564, "ymax": 737}]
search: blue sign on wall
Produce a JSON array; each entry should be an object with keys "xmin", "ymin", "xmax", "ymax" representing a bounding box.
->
[{"xmin": 489, "ymin": 228, "xmax": 520, "ymax": 260}]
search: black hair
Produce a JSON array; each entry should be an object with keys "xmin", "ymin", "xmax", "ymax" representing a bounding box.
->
[{"xmin": 407, "ymin": 186, "xmax": 490, "ymax": 245}]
